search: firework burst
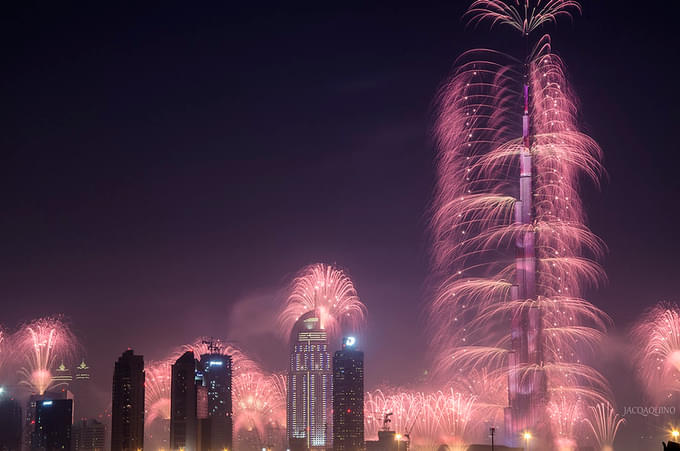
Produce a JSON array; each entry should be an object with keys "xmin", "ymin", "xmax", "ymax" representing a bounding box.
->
[
  {"xmin": 429, "ymin": 0, "xmax": 610, "ymax": 445},
  {"xmin": 233, "ymin": 372, "xmax": 286, "ymax": 445},
  {"xmin": 631, "ymin": 302, "xmax": 680, "ymax": 401},
  {"xmin": 583, "ymin": 402, "xmax": 624, "ymax": 451},
  {"xmin": 279, "ymin": 263, "xmax": 366, "ymax": 341},
  {"xmin": 14, "ymin": 317, "xmax": 77, "ymax": 395}
]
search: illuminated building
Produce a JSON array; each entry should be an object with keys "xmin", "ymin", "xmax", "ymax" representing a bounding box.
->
[
  {"xmin": 198, "ymin": 352, "xmax": 233, "ymax": 451},
  {"xmin": 24, "ymin": 389, "xmax": 73, "ymax": 451},
  {"xmin": 0, "ymin": 397, "xmax": 22, "ymax": 451},
  {"xmin": 34, "ymin": 398, "xmax": 73, "ymax": 450},
  {"xmin": 287, "ymin": 311, "xmax": 332, "ymax": 450},
  {"xmin": 72, "ymin": 419, "xmax": 105, "ymax": 451},
  {"xmin": 52, "ymin": 361, "xmax": 73, "ymax": 386},
  {"xmin": 111, "ymin": 349, "xmax": 145, "ymax": 451},
  {"xmin": 333, "ymin": 337, "xmax": 364, "ymax": 451},
  {"xmin": 74, "ymin": 360, "xmax": 91, "ymax": 381}
]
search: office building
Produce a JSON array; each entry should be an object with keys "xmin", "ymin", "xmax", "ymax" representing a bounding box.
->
[
  {"xmin": 25, "ymin": 390, "xmax": 73, "ymax": 451},
  {"xmin": 0, "ymin": 396, "xmax": 22, "ymax": 451},
  {"xmin": 33, "ymin": 398, "xmax": 73, "ymax": 450},
  {"xmin": 111, "ymin": 350, "xmax": 144, "ymax": 451},
  {"xmin": 199, "ymin": 351, "xmax": 233, "ymax": 451},
  {"xmin": 333, "ymin": 337, "xmax": 364, "ymax": 451},
  {"xmin": 287, "ymin": 311, "xmax": 332, "ymax": 450},
  {"xmin": 72, "ymin": 419, "xmax": 105, "ymax": 451},
  {"xmin": 170, "ymin": 351, "xmax": 204, "ymax": 451}
]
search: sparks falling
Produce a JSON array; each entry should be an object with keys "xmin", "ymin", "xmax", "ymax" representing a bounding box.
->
[
  {"xmin": 583, "ymin": 402, "xmax": 624, "ymax": 451},
  {"xmin": 631, "ymin": 302, "xmax": 680, "ymax": 402},
  {"xmin": 279, "ymin": 263, "xmax": 366, "ymax": 341},
  {"xmin": 429, "ymin": 0, "xmax": 611, "ymax": 446},
  {"xmin": 15, "ymin": 317, "xmax": 77, "ymax": 395}
]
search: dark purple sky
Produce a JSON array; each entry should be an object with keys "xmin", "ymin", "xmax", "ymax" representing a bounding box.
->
[{"xmin": 2, "ymin": 0, "xmax": 679, "ymax": 431}]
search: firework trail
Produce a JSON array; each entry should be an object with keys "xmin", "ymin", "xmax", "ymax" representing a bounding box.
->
[
  {"xmin": 233, "ymin": 371, "xmax": 286, "ymax": 448},
  {"xmin": 279, "ymin": 263, "xmax": 366, "ymax": 342},
  {"xmin": 583, "ymin": 402, "xmax": 624, "ymax": 451},
  {"xmin": 429, "ymin": 0, "xmax": 610, "ymax": 445},
  {"xmin": 14, "ymin": 317, "xmax": 77, "ymax": 395},
  {"xmin": 365, "ymin": 389, "xmax": 476, "ymax": 450},
  {"xmin": 145, "ymin": 360, "xmax": 173, "ymax": 426},
  {"xmin": 631, "ymin": 302, "xmax": 680, "ymax": 402}
]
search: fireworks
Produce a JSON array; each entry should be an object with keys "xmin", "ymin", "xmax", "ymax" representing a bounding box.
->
[
  {"xmin": 583, "ymin": 402, "xmax": 624, "ymax": 451},
  {"xmin": 15, "ymin": 317, "xmax": 77, "ymax": 395},
  {"xmin": 429, "ymin": 0, "xmax": 610, "ymax": 445},
  {"xmin": 145, "ymin": 359, "xmax": 173, "ymax": 426},
  {"xmin": 279, "ymin": 263, "xmax": 366, "ymax": 341},
  {"xmin": 233, "ymin": 371, "xmax": 286, "ymax": 446},
  {"xmin": 365, "ymin": 389, "xmax": 476, "ymax": 450},
  {"xmin": 631, "ymin": 302, "xmax": 680, "ymax": 401}
]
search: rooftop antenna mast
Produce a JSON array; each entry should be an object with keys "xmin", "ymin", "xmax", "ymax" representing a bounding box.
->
[{"xmin": 201, "ymin": 337, "xmax": 222, "ymax": 354}]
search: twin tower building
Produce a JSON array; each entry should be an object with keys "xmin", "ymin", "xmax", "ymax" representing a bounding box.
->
[{"xmin": 288, "ymin": 311, "xmax": 365, "ymax": 451}]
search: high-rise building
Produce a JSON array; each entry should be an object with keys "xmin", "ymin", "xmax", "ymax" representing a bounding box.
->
[
  {"xmin": 33, "ymin": 398, "xmax": 73, "ymax": 450},
  {"xmin": 287, "ymin": 311, "xmax": 332, "ymax": 450},
  {"xmin": 24, "ymin": 389, "xmax": 73, "ymax": 451},
  {"xmin": 170, "ymin": 348, "xmax": 233, "ymax": 451},
  {"xmin": 199, "ymin": 352, "xmax": 233, "ymax": 451},
  {"xmin": 332, "ymin": 337, "xmax": 364, "ymax": 451},
  {"xmin": 72, "ymin": 419, "xmax": 105, "ymax": 451},
  {"xmin": 0, "ymin": 396, "xmax": 22, "ymax": 451},
  {"xmin": 52, "ymin": 362, "xmax": 73, "ymax": 387},
  {"xmin": 170, "ymin": 351, "xmax": 200, "ymax": 451},
  {"xmin": 111, "ymin": 350, "xmax": 144, "ymax": 451}
]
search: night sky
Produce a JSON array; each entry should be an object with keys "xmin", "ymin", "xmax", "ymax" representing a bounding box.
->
[{"xmin": 2, "ymin": 0, "xmax": 680, "ymax": 438}]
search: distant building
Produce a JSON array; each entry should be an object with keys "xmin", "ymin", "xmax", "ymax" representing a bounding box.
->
[
  {"xmin": 170, "ymin": 348, "xmax": 234, "ymax": 451},
  {"xmin": 111, "ymin": 350, "xmax": 144, "ymax": 451},
  {"xmin": 198, "ymin": 352, "xmax": 233, "ymax": 450},
  {"xmin": 52, "ymin": 362, "xmax": 73, "ymax": 387},
  {"xmin": 287, "ymin": 311, "xmax": 332, "ymax": 450},
  {"xmin": 0, "ymin": 397, "xmax": 22, "ymax": 451},
  {"xmin": 34, "ymin": 398, "xmax": 73, "ymax": 450},
  {"xmin": 333, "ymin": 337, "xmax": 364, "ymax": 451},
  {"xmin": 74, "ymin": 361, "xmax": 91, "ymax": 382},
  {"xmin": 71, "ymin": 419, "xmax": 105, "ymax": 451}
]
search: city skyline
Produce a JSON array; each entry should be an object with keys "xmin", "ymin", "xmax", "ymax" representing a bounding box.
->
[{"xmin": 1, "ymin": 1, "xmax": 680, "ymax": 450}]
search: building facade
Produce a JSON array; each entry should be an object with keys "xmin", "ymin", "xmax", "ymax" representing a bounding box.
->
[
  {"xmin": 0, "ymin": 397, "xmax": 22, "ymax": 451},
  {"xmin": 72, "ymin": 419, "xmax": 105, "ymax": 451},
  {"xmin": 33, "ymin": 398, "xmax": 73, "ymax": 451},
  {"xmin": 170, "ymin": 351, "xmax": 200, "ymax": 451},
  {"xmin": 199, "ymin": 353, "xmax": 233, "ymax": 451},
  {"xmin": 332, "ymin": 337, "xmax": 364, "ymax": 451},
  {"xmin": 287, "ymin": 312, "xmax": 332, "ymax": 450},
  {"xmin": 111, "ymin": 350, "xmax": 145, "ymax": 451}
]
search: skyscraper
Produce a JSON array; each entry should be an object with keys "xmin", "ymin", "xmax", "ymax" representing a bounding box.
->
[
  {"xmin": 72, "ymin": 419, "xmax": 105, "ymax": 451},
  {"xmin": 33, "ymin": 398, "xmax": 73, "ymax": 450},
  {"xmin": 0, "ymin": 396, "xmax": 22, "ymax": 451},
  {"xmin": 199, "ymin": 351, "xmax": 233, "ymax": 451},
  {"xmin": 170, "ymin": 351, "xmax": 200, "ymax": 451},
  {"xmin": 288, "ymin": 311, "xmax": 332, "ymax": 450},
  {"xmin": 111, "ymin": 350, "xmax": 145, "ymax": 451},
  {"xmin": 332, "ymin": 337, "xmax": 364, "ymax": 451}
]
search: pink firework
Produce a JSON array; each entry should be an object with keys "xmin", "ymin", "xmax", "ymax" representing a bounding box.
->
[
  {"xmin": 145, "ymin": 360, "xmax": 173, "ymax": 426},
  {"xmin": 279, "ymin": 263, "xmax": 366, "ymax": 341},
  {"xmin": 631, "ymin": 302, "xmax": 680, "ymax": 401},
  {"xmin": 365, "ymin": 389, "xmax": 476, "ymax": 450},
  {"xmin": 429, "ymin": 0, "xmax": 610, "ymax": 446},
  {"xmin": 180, "ymin": 337, "xmax": 259, "ymax": 374},
  {"xmin": 233, "ymin": 371, "xmax": 286, "ymax": 446},
  {"xmin": 583, "ymin": 402, "xmax": 624, "ymax": 451},
  {"xmin": 14, "ymin": 317, "xmax": 77, "ymax": 395}
]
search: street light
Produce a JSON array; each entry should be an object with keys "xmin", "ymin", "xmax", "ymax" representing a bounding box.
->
[
  {"xmin": 672, "ymin": 429, "xmax": 679, "ymax": 440},
  {"xmin": 523, "ymin": 432, "xmax": 532, "ymax": 450}
]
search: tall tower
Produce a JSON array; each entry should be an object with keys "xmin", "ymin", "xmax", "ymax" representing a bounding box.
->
[
  {"xmin": 288, "ymin": 311, "xmax": 332, "ymax": 450},
  {"xmin": 199, "ymin": 350, "xmax": 233, "ymax": 451},
  {"xmin": 34, "ymin": 398, "xmax": 73, "ymax": 450},
  {"xmin": 332, "ymin": 337, "xmax": 364, "ymax": 451},
  {"xmin": 170, "ymin": 351, "xmax": 200, "ymax": 451},
  {"xmin": 111, "ymin": 350, "xmax": 145, "ymax": 451},
  {"xmin": 504, "ymin": 75, "xmax": 548, "ymax": 443}
]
